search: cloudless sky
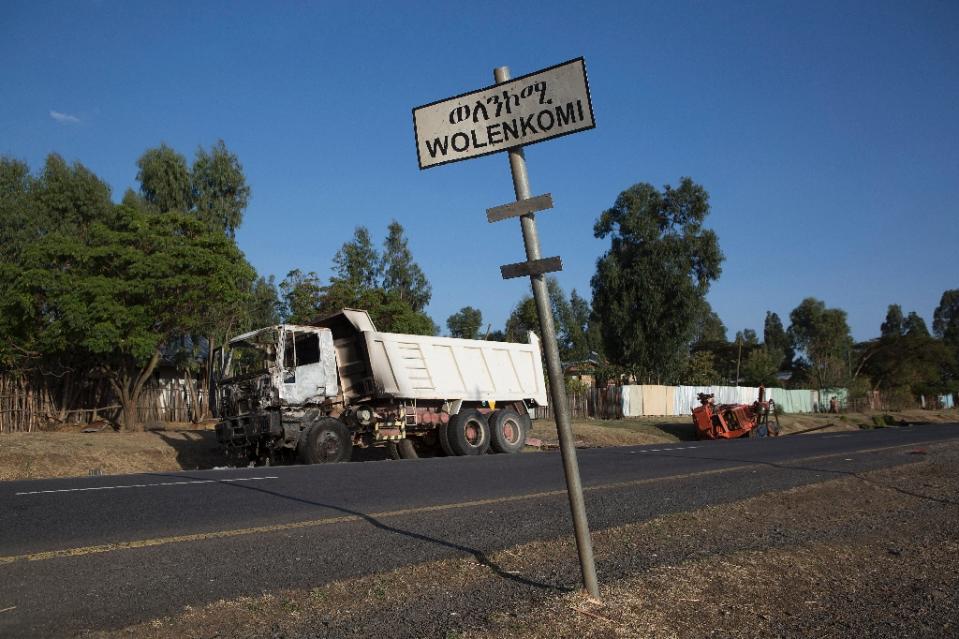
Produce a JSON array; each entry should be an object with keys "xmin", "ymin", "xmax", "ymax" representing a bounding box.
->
[{"xmin": 2, "ymin": 0, "xmax": 957, "ymax": 341}]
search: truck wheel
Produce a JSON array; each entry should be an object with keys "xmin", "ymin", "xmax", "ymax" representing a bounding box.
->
[
  {"xmin": 438, "ymin": 421, "xmax": 456, "ymax": 456},
  {"xmin": 298, "ymin": 418, "xmax": 353, "ymax": 464},
  {"xmin": 489, "ymin": 409, "xmax": 527, "ymax": 454},
  {"xmin": 447, "ymin": 409, "xmax": 490, "ymax": 456},
  {"xmin": 387, "ymin": 438, "xmax": 419, "ymax": 460}
]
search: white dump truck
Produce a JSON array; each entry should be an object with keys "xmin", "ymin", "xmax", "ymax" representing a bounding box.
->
[{"xmin": 213, "ymin": 309, "xmax": 547, "ymax": 464}]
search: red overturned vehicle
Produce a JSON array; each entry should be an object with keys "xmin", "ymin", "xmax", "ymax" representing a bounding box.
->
[{"xmin": 692, "ymin": 385, "xmax": 781, "ymax": 440}]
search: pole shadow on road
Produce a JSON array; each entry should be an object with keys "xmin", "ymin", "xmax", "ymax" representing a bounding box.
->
[{"xmin": 146, "ymin": 471, "xmax": 574, "ymax": 594}]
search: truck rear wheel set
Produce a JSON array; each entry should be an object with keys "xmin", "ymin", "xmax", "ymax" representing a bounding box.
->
[{"xmin": 390, "ymin": 408, "xmax": 529, "ymax": 461}]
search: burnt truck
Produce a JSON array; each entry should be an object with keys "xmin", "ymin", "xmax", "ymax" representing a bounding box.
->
[{"xmin": 213, "ymin": 309, "xmax": 547, "ymax": 464}]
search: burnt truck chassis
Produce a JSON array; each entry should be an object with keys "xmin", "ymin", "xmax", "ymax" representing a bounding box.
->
[{"xmin": 215, "ymin": 397, "xmax": 533, "ymax": 465}]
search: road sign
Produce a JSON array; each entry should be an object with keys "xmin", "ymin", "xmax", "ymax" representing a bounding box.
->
[
  {"xmin": 412, "ymin": 60, "xmax": 601, "ymax": 600},
  {"xmin": 413, "ymin": 58, "xmax": 595, "ymax": 169}
]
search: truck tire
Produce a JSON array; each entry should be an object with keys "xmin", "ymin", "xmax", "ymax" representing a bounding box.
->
[
  {"xmin": 387, "ymin": 438, "xmax": 419, "ymax": 460},
  {"xmin": 488, "ymin": 409, "xmax": 527, "ymax": 454},
  {"xmin": 447, "ymin": 409, "xmax": 490, "ymax": 456},
  {"xmin": 438, "ymin": 421, "xmax": 456, "ymax": 456},
  {"xmin": 297, "ymin": 418, "xmax": 353, "ymax": 464}
]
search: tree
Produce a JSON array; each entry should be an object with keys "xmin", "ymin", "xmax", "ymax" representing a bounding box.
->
[
  {"xmin": 446, "ymin": 306, "xmax": 483, "ymax": 339},
  {"xmin": 502, "ymin": 277, "xmax": 589, "ymax": 360},
  {"xmin": 691, "ymin": 304, "xmax": 727, "ymax": 348},
  {"xmin": 0, "ymin": 155, "xmax": 116, "ymax": 370},
  {"xmin": 763, "ymin": 311, "xmax": 793, "ymax": 371},
  {"xmin": 136, "ymin": 140, "xmax": 250, "ymax": 238},
  {"xmin": 280, "ymin": 269, "xmax": 324, "ymax": 324},
  {"xmin": 505, "ymin": 296, "xmax": 538, "ymax": 343},
  {"xmin": 381, "ymin": 220, "xmax": 431, "ymax": 312},
  {"xmin": 683, "ymin": 351, "xmax": 721, "ymax": 385},
  {"xmin": 735, "ymin": 329, "xmax": 759, "ymax": 346},
  {"xmin": 934, "ymin": 290, "xmax": 959, "ymax": 389},
  {"xmin": 566, "ymin": 290, "xmax": 594, "ymax": 361},
  {"xmin": 904, "ymin": 312, "xmax": 929, "ymax": 337},
  {"xmin": 246, "ymin": 276, "xmax": 281, "ymax": 328},
  {"xmin": 7, "ymin": 206, "xmax": 252, "ymax": 430},
  {"xmin": 881, "ymin": 304, "xmax": 905, "ymax": 338},
  {"xmin": 740, "ymin": 347, "xmax": 780, "ymax": 387},
  {"xmin": 331, "ymin": 226, "xmax": 381, "ymax": 291},
  {"xmin": 933, "ymin": 290, "xmax": 959, "ymax": 344},
  {"xmin": 136, "ymin": 144, "xmax": 192, "ymax": 213},
  {"xmin": 788, "ymin": 298, "xmax": 853, "ymax": 389},
  {"xmin": 191, "ymin": 140, "xmax": 251, "ymax": 238},
  {"xmin": 591, "ymin": 177, "xmax": 724, "ymax": 381}
]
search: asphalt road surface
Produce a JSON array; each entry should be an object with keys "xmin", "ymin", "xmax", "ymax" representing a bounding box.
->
[{"xmin": 2, "ymin": 423, "xmax": 957, "ymax": 637}]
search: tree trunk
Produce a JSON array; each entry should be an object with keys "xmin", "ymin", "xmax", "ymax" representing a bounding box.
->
[
  {"xmin": 184, "ymin": 370, "xmax": 199, "ymax": 423},
  {"xmin": 109, "ymin": 351, "xmax": 162, "ymax": 431}
]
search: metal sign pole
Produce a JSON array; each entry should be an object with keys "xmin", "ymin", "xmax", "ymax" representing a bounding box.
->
[{"xmin": 493, "ymin": 65, "xmax": 600, "ymax": 600}]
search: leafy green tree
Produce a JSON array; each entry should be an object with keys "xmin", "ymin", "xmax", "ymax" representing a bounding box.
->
[
  {"xmin": 7, "ymin": 206, "xmax": 251, "ymax": 430},
  {"xmin": 330, "ymin": 226, "xmax": 381, "ymax": 291},
  {"xmin": 505, "ymin": 296, "xmax": 538, "ymax": 343},
  {"xmin": 136, "ymin": 140, "xmax": 250, "ymax": 238},
  {"xmin": 191, "ymin": 140, "xmax": 251, "ymax": 238},
  {"xmin": 447, "ymin": 306, "xmax": 483, "ymax": 339},
  {"xmin": 735, "ymin": 329, "xmax": 759, "ymax": 346},
  {"xmin": 381, "ymin": 220, "xmax": 431, "ymax": 312},
  {"xmin": 763, "ymin": 311, "xmax": 793, "ymax": 370},
  {"xmin": 881, "ymin": 304, "xmax": 905, "ymax": 338},
  {"xmin": 933, "ymin": 290, "xmax": 959, "ymax": 344},
  {"xmin": 503, "ymin": 277, "xmax": 585, "ymax": 359},
  {"xmin": 683, "ymin": 350, "xmax": 721, "ymax": 385},
  {"xmin": 317, "ymin": 225, "xmax": 436, "ymax": 334},
  {"xmin": 0, "ymin": 155, "xmax": 116, "ymax": 370},
  {"xmin": 247, "ymin": 275, "xmax": 281, "ymax": 328},
  {"xmin": 565, "ymin": 289, "xmax": 593, "ymax": 361},
  {"xmin": 136, "ymin": 144, "xmax": 192, "ymax": 213},
  {"xmin": 591, "ymin": 177, "xmax": 724, "ymax": 381},
  {"xmin": 280, "ymin": 269, "xmax": 324, "ymax": 324},
  {"xmin": 691, "ymin": 304, "xmax": 727, "ymax": 348},
  {"xmin": 904, "ymin": 311, "xmax": 929, "ymax": 337},
  {"xmin": 788, "ymin": 298, "xmax": 853, "ymax": 389},
  {"xmin": 740, "ymin": 347, "xmax": 780, "ymax": 387},
  {"xmin": 356, "ymin": 288, "xmax": 436, "ymax": 335}
]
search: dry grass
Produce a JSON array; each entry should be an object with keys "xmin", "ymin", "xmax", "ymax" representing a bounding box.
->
[{"xmin": 0, "ymin": 429, "xmax": 227, "ymax": 481}]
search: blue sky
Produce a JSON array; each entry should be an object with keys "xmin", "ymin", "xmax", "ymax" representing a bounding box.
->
[{"xmin": 2, "ymin": 1, "xmax": 957, "ymax": 341}]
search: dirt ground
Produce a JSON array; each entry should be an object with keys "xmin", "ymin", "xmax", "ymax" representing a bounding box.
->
[
  {"xmin": 85, "ymin": 440, "xmax": 959, "ymax": 639},
  {"xmin": 0, "ymin": 409, "xmax": 956, "ymax": 481}
]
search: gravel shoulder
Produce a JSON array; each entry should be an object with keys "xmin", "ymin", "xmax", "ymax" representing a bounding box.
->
[{"xmin": 87, "ymin": 440, "xmax": 959, "ymax": 639}]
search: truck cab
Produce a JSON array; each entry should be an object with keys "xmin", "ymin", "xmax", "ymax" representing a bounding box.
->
[{"xmin": 213, "ymin": 325, "xmax": 340, "ymax": 461}]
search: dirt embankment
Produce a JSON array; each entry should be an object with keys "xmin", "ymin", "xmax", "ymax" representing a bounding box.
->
[
  {"xmin": 1, "ymin": 409, "xmax": 956, "ymax": 482},
  {"xmin": 0, "ymin": 426, "xmax": 229, "ymax": 482},
  {"xmin": 88, "ymin": 441, "xmax": 959, "ymax": 639}
]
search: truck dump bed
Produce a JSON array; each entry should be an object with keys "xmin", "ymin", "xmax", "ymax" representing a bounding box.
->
[{"xmin": 312, "ymin": 309, "xmax": 548, "ymax": 406}]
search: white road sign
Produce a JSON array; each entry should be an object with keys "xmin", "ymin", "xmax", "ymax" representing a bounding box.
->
[{"xmin": 413, "ymin": 58, "xmax": 595, "ymax": 169}]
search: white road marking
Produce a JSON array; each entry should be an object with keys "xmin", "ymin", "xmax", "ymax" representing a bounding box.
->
[{"xmin": 15, "ymin": 476, "xmax": 279, "ymax": 496}]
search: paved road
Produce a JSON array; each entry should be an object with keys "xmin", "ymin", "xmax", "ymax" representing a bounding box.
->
[{"xmin": 1, "ymin": 424, "xmax": 957, "ymax": 636}]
